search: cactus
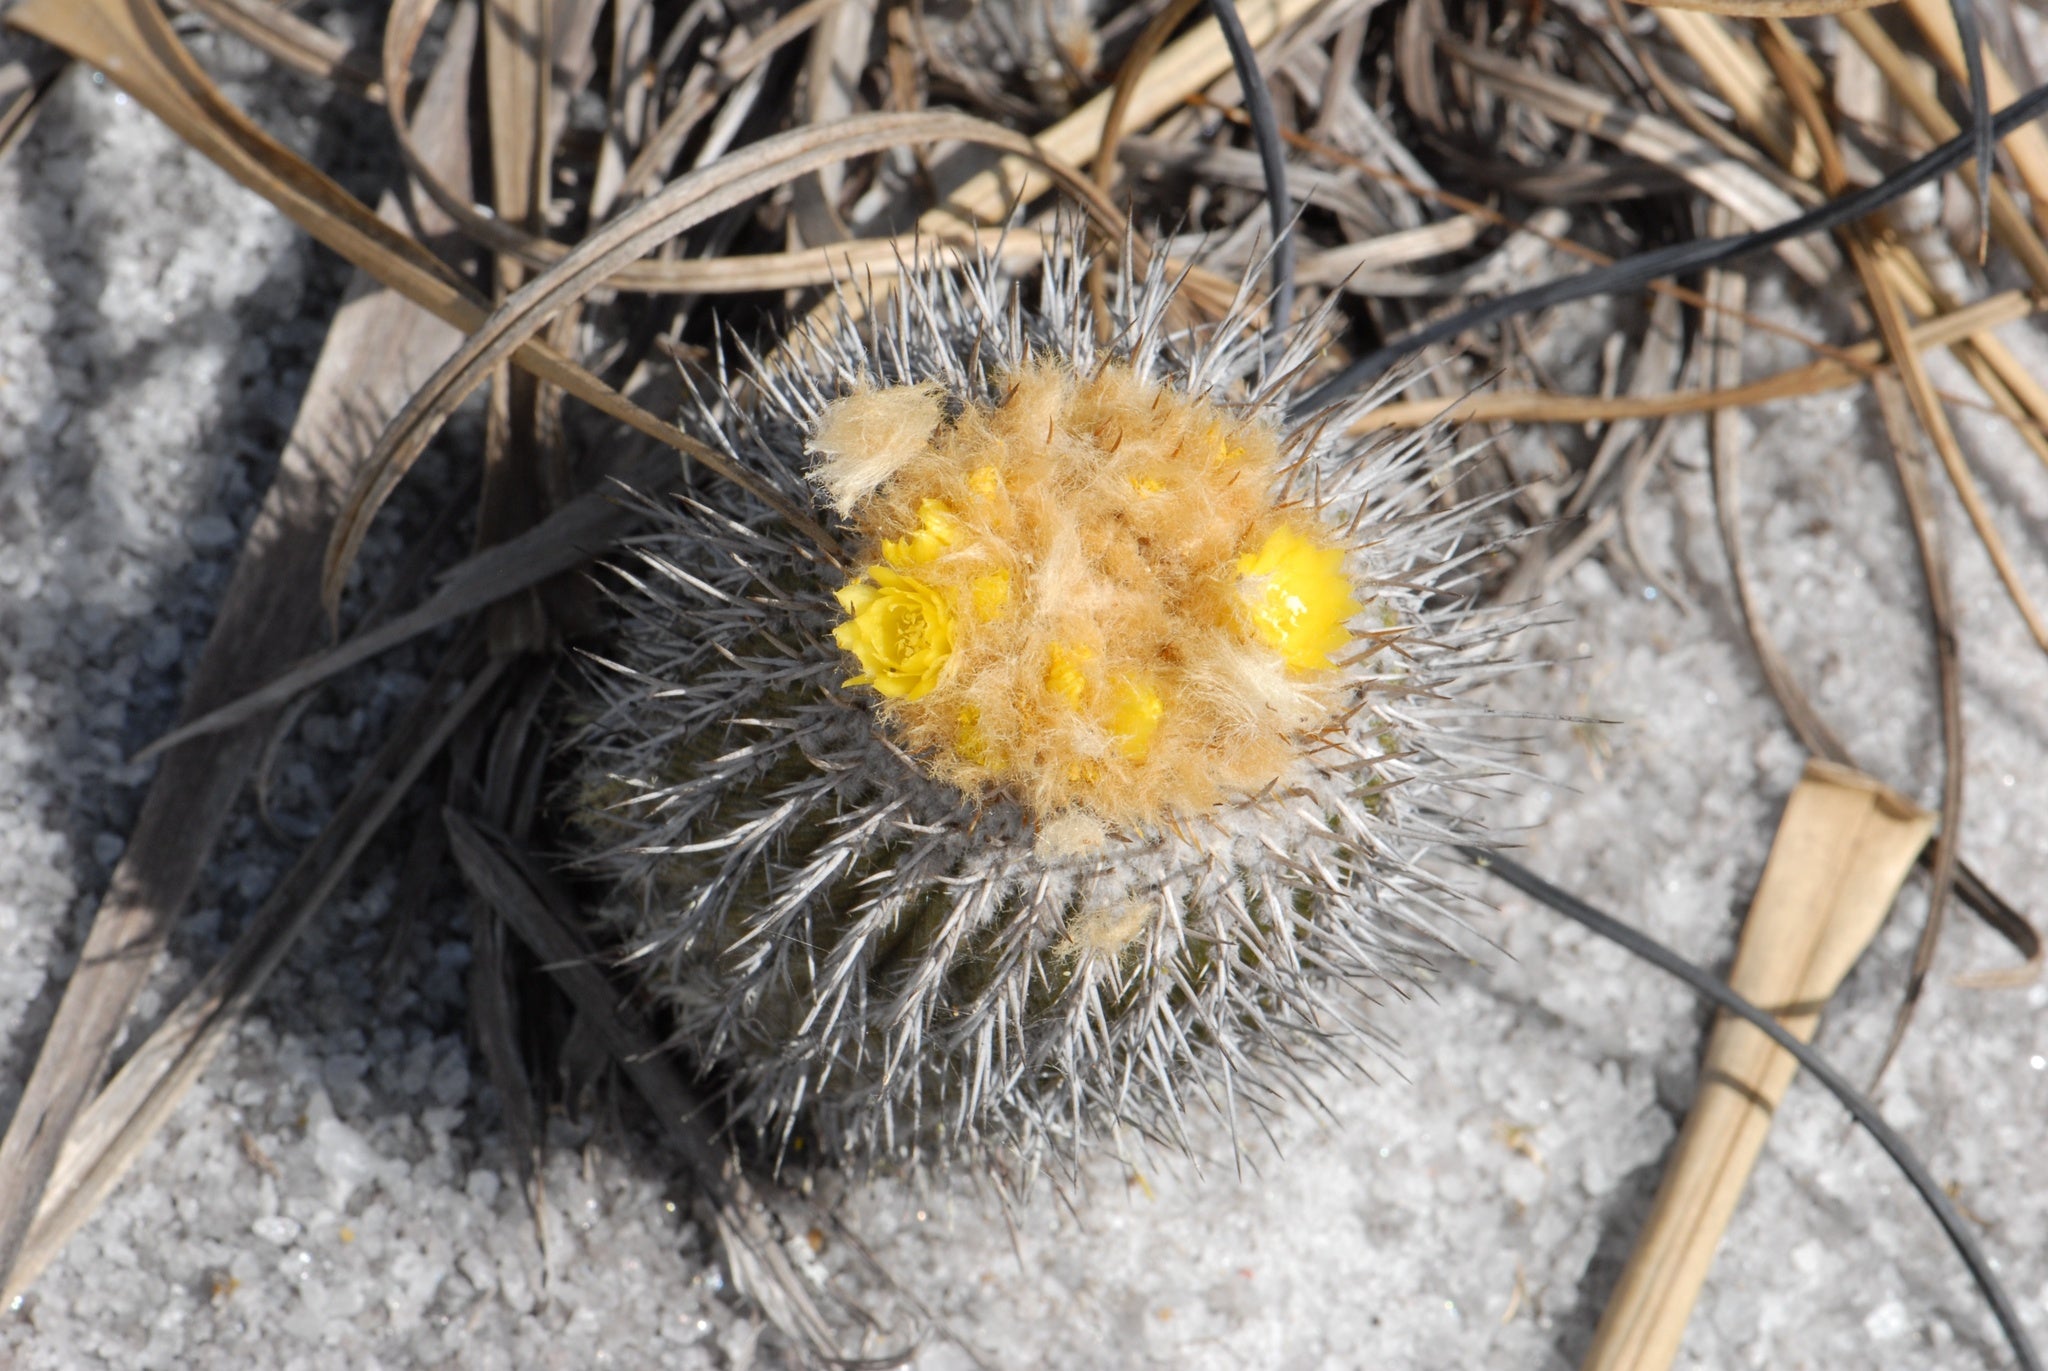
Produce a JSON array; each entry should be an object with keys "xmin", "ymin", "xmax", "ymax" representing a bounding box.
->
[{"xmin": 560, "ymin": 240, "xmax": 1504, "ymax": 1174}]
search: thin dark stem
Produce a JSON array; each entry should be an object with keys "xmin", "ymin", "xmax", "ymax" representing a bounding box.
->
[
  {"xmin": 1207, "ymin": 0, "xmax": 1295, "ymax": 355},
  {"xmin": 1459, "ymin": 845, "xmax": 2042, "ymax": 1371},
  {"xmin": 1295, "ymin": 80, "xmax": 2048, "ymax": 417}
]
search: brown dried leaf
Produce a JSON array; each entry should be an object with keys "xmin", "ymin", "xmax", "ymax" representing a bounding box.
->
[
  {"xmin": 1626, "ymin": 0, "xmax": 1890, "ymax": 14},
  {"xmin": 175, "ymin": 0, "xmax": 383, "ymax": 97},
  {"xmin": 317, "ymin": 108, "xmax": 1131, "ymax": 616},
  {"xmin": 1445, "ymin": 40, "xmax": 1837, "ymax": 284},
  {"xmin": 1583, "ymin": 762, "xmax": 1935, "ymax": 1371},
  {"xmin": 1348, "ymin": 291, "xmax": 2036, "ymax": 431}
]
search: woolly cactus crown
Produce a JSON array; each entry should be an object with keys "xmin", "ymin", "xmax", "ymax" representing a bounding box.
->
[{"xmin": 562, "ymin": 238, "xmax": 1501, "ymax": 1174}]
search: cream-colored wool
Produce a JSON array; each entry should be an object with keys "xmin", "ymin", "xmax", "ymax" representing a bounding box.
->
[
  {"xmin": 816, "ymin": 360, "xmax": 1367, "ymax": 828},
  {"xmin": 804, "ymin": 381, "xmax": 945, "ymax": 515}
]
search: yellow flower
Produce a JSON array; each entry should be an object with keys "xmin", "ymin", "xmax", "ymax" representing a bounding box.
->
[
  {"xmin": 882, "ymin": 498, "xmax": 960, "ymax": 566},
  {"xmin": 955, "ymin": 705, "xmax": 991, "ymax": 765},
  {"xmin": 1045, "ymin": 643, "xmax": 1094, "ymax": 703},
  {"xmin": 833, "ymin": 566, "xmax": 955, "ymax": 700},
  {"xmin": 970, "ymin": 569, "xmax": 1011, "ymax": 620},
  {"xmin": 1238, "ymin": 525, "xmax": 1361, "ymax": 671},
  {"xmin": 1109, "ymin": 677, "xmax": 1163, "ymax": 759}
]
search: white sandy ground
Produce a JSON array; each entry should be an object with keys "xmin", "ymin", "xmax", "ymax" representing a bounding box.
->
[{"xmin": 3, "ymin": 40, "xmax": 2047, "ymax": 1371}]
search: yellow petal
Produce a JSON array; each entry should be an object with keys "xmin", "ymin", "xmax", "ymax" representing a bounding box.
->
[
  {"xmin": 1238, "ymin": 525, "xmax": 1362, "ymax": 671},
  {"xmin": 881, "ymin": 498, "xmax": 960, "ymax": 566}
]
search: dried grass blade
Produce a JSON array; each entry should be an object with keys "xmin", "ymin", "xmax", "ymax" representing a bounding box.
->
[
  {"xmin": 1835, "ymin": 10, "xmax": 2048, "ymax": 292},
  {"xmin": 1649, "ymin": 9, "xmax": 1813, "ymax": 175},
  {"xmin": 616, "ymin": 0, "xmax": 837, "ymax": 200},
  {"xmin": 136, "ymin": 446, "xmax": 680, "ymax": 762},
  {"xmin": 1774, "ymin": 45, "xmax": 1997, "ymax": 1075},
  {"xmin": 318, "ymin": 109, "xmax": 1131, "ymax": 616},
  {"xmin": 1293, "ymin": 215, "xmax": 1488, "ymax": 285},
  {"xmin": 1686, "ymin": 228, "xmax": 2039, "ymax": 984},
  {"xmin": 1348, "ymin": 289, "xmax": 2034, "ymax": 431},
  {"xmin": 459, "ymin": 666, "xmax": 561, "ymax": 1242},
  {"xmin": 1856, "ymin": 273, "xmax": 2048, "ymax": 649},
  {"xmin": 1560, "ymin": 289, "xmax": 1684, "ymax": 521},
  {"xmin": 787, "ymin": 0, "xmax": 870, "ymax": 246},
  {"xmin": 0, "ymin": 33, "xmax": 64, "ymax": 165},
  {"xmin": 1445, "ymin": 40, "xmax": 1835, "ymax": 283},
  {"xmin": 1949, "ymin": 332, "xmax": 2048, "ymax": 475},
  {"xmin": 1861, "ymin": 364, "xmax": 1965, "ymax": 1083},
  {"xmin": 1897, "ymin": 0, "xmax": 2048, "ymax": 219},
  {"xmin": 0, "ymin": 2, "xmax": 484, "ymax": 1285},
  {"xmin": 1951, "ymin": 864, "xmax": 2046, "ymax": 990},
  {"xmin": 175, "ymin": 0, "xmax": 382, "ymax": 98},
  {"xmin": 3, "ymin": 649, "xmax": 511, "ymax": 1303},
  {"xmin": 1605, "ymin": 0, "xmax": 1819, "ymax": 204},
  {"xmin": 383, "ymin": 0, "xmax": 834, "ymax": 281},
  {"xmin": 1090, "ymin": 0, "xmax": 1203, "ymax": 190},
  {"xmin": 483, "ymin": 0, "xmax": 549, "ymax": 232},
  {"xmin": 1256, "ymin": 109, "xmax": 1869, "ymax": 364},
  {"xmin": 930, "ymin": 0, "xmax": 1325, "ymax": 227},
  {"xmin": 0, "ymin": 218, "xmax": 474, "ymax": 1302},
  {"xmin": 468, "ymin": 894, "xmax": 546, "ymax": 1220},
  {"xmin": 5, "ymin": 0, "xmax": 481, "ymax": 326},
  {"xmin": 1626, "ymin": 0, "xmax": 1888, "ymax": 13},
  {"xmin": 478, "ymin": 0, "xmax": 556, "ymax": 652},
  {"xmin": 1698, "ymin": 204, "xmax": 1852, "ymax": 762},
  {"xmin": 1086, "ymin": 0, "xmax": 1202, "ymax": 333},
  {"xmin": 8, "ymin": 0, "xmax": 789, "ymax": 553},
  {"xmin": 629, "ymin": 228, "xmax": 1050, "ymax": 292},
  {"xmin": 586, "ymin": 0, "xmax": 653, "ymax": 221}
]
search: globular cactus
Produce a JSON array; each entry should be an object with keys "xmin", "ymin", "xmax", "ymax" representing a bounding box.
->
[{"xmin": 561, "ymin": 240, "xmax": 1502, "ymax": 1175}]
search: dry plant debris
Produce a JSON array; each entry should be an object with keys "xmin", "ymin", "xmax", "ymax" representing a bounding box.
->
[{"xmin": 1, "ymin": 0, "xmax": 2045, "ymax": 1363}]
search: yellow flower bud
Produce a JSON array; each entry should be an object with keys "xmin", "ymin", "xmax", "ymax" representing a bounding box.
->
[
  {"xmin": 1109, "ymin": 677, "xmax": 1163, "ymax": 759},
  {"xmin": 955, "ymin": 705, "xmax": 991, "ymax": 765},
  {"xmin": 969, "ymin": 569, "xmax": 1011, "ymax": 621},
  {"xmin": 833, "ymin": 566, "xmax": 955, "ymax": 700},
  {"xmin": 1238, "ymin": 525, "xmax": 1362, "ymax": 671},
  {"xmin": 1207, "ymin": 423, "xmax": 1246, "ymax": 465},
  {"xmin": 881, "ymin": 498, "xmax": 960, "ymax": 566},
  {"xmin": 1045, "ymin": 643, "xmax": 1093, "ymax": 704}
]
